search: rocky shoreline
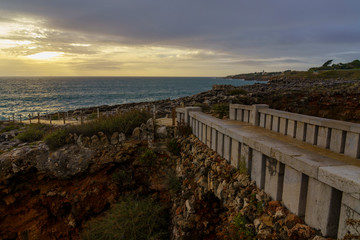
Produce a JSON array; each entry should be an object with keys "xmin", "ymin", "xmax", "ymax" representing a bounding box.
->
[
  {"xmin": 62, "ymin": 77, "xmax": 360, "ymax": 123},
  {"xmin": 1, "ymin": 77, "xmax": 360, "ymax": 239}
]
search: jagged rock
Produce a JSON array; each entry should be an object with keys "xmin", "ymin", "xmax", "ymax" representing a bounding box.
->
[
  {"xmin": 98, "ymin": 132, "xmax": 108, "ymax": 145},
  {"xmin": 91, "ymin": 135, "xmax": 100, "ymax": 145},
  {"xmin": 156, "ymin": 126, "xmax": 168, "ymax": 138},
  {"xmin": 146, "ymin": 118, "xmax": 154, "ymax": 131},
  {"xmin": 76, "ymin": 134, "xmax": 83, "ymax": 146},
  {"xmin": 44, "ymin": 145, "xmax": 94, "ymax": 178},
  {"xmin": 132, "ymin": 127, "xmax": 141, "ymax": 139},
  {"xmin": 118, "ymin": 133, "xmax": 126, "ymax": 143},
  {"xmin": 110, "ymin": 132, "xmax": 119, "ymax": 145}
]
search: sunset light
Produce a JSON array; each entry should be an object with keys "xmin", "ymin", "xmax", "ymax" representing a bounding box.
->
[{"xmin": 26, "ymin": 51, "xmax": 64, "ymax": 60}]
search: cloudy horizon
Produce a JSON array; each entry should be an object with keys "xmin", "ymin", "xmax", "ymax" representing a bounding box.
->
[{"xmin": 0, "ymin": 0, "xmax": 359, "ymax": 76}]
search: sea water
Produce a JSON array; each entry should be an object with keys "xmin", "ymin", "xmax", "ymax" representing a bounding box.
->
[{"xmin": 0, "ymin": 77, "xmax": 261, "ymax": 120}]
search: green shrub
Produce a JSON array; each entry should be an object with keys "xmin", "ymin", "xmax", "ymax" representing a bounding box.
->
[
  {"xmin": 69, "ymin": 110, "xmax": 151, "ymax": 137},
  {"xmin": 177, "ymin": 123, "xmax": 192, "ymax": 137},
  {"xmin": 193, "ymin": 103, "xmax": 211, "ymax": 113},
  {"xmin": 0, "ymin": 123, "xmax": 22, "ymax": 133},
  {"xmin": 43, "ymin": 129, "xmax": 69, "ymax": 150},
  {"xmin": 81, "ymin": 196, "xmax": 169, "ymax": 240},
  {"xmin": 112, "ymin": 170, "xmax": 132, "ymax": 184},
  {"xmin": 17, "ymin": 124, "xmax": 50, "ymax": 142},
  {"xmin": 232, "ymin": 213, "xmax": 256, "ymax": 239},
  {"xmin": 165, "ymin": 171, "xmax": 181, "ymax": 194},
  {"xmin": 139, "ymin": 148, "xmax": 157, "ymax": 165},
  {"xmin": 238, "ymin": 156, "xmax": 248, "ymax": 175},
  {"xmin": 167, "ymin": 138, "xmax": 180, "ymax": 156},
  {"xmin": 229, "ymin": 88, "xmax": 248, "ymax": 96},
  {"xmin": 212, "ymin": 103, "xmax": 229, "ymax": 119}
]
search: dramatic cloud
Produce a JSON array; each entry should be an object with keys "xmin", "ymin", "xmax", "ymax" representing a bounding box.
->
[{"xmin": 0, "ymin": 0, "xmax": 359, "ymax": 76}]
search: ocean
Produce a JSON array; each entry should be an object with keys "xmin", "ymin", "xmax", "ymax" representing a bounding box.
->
[{"xmin": 0, "ymin": 76, "xmax": 261, "ymax": 120}]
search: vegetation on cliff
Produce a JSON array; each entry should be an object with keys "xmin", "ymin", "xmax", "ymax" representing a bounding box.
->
[{"xmin": 227, "ymin": 59, "xmax": 360, "ymax": 81}]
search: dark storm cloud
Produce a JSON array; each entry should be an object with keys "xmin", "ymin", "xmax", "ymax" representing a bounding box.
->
[{"xmin": 1, "ymin": 0, "xmax": 360, "ymax": 64}]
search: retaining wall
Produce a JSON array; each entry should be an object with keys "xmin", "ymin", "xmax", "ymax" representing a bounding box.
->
[{"xmin": 177, "ymin": 106, "xmax": 360, "ymax": 239}]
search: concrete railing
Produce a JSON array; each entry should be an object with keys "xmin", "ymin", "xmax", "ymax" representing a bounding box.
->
[
  {"xmin": 177, "ymin": 106, "xmax": 360, "ymax": 239},
  {"xmin": 230, "ymin": 104, "xmax": 360, "ymax": 160}
]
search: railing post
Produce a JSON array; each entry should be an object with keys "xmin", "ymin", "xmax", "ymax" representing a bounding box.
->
[
  {"xmin": 251, "ymin": 104, "xmax": 269, "ymax": 126},
  {"xmin": 184, "ymin": 107, "xmax": 202, "ymax": 125},
  {"xmin": 172, "ymin": 108, "xmax": 176, "ymax": 126},
  {"xmin": 38, "ymin": 112, "xmax": 40, "ymax": 123},
  {"xmin": 49, "ymin": 115, "xmax": 52, "ymax": 125},
  {"xmin": 19, "ymin": 114, "xmax": 22, "ymax": 123},
  {"xmin": 97, "ymin": 108, "xmax": 100, "ymax": 119},
  {"xmin": 12, "ymin": 113, "xmax": 15, "ymax": 122},
  {"xmin": 29, "ymin": 114, "xmax": 31, "ymax": 124},
  {"xmin": 63, "ymin": 113, "xmax": 66, "ymax": 124}
]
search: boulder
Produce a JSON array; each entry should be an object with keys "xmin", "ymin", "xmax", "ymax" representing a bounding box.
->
[{"xmin": 110, "ymin": 132, "xmax": 119, "ymax": 145}]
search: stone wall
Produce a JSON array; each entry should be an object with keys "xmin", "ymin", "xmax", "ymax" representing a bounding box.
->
[{"xmin": 177, "ymin": 106, "xmax": 360, "ymax": 239}]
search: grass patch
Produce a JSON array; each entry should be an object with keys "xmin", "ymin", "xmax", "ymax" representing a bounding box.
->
[
  {"xmin": 69, "ymin": 110, "xmax": 151, "ymax": 137},
  {"xmin": 165, "ymin": 171, "xmax": 181, "ymax": 194},
  {"xmin": 0, "ymin": 123, "xmax": 23, "ymax": 133},
  {"xmin": 167, "ymin": 138, "xmax": 180, "ymax": 156},
  {"xmin": 17, "ymin": 124, "xmax": 50, "ymax": 142},
  {"xmin": 238, "ymin": 156, "xmax": 248, "ymax": 175},
  {"xmin": 139, "ymin": 148, "xmax": 157, "ymax": 166},
  {"xmin": 229, "ymin": 88, "xmax": 248, "ymax": 95},
  {"xmin": 43, "ymin": 129, "xmax": 69, "ymax": 150},
  {"xmin": 112, "ymin": 170, "xmax": 132, "ymax": 185},
  {"xmin": 177, "ymin": 123, "xmax": 192, "ymax": 137},
  {"xmin": 81, "ymin": 196, "xmax": 169, "ymax": 240},
  {"xmin": 212, "ymin": 103, "xmax": 229, "ymax": 119}
]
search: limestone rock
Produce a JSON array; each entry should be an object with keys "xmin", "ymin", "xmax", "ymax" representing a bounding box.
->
[
  {"xmin": 98, "ymin": 132, "xmax": 108, "ymax": 145},
  {"xmin": 132, "ymin": 127, "xmax": 141, "ymax": 139},
  {"xmin": 110, "ymin": 132, "xmax": 119, "ymax": 145},
  {"xmin": 156, "ymin": 126, "xmax": 168, "ymax": 138},
  {"xmin": 118, "ymin": 133, "xmax": 126, "ymax": 143}
]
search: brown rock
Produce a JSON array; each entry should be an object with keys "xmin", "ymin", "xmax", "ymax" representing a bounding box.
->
[
  {"xmin": 110, "ymin": 132, "xmax": 119, "ymax": 145},
  {"xmin": 3, "ymin": 194, "xmax": 16, "ymax": 205},
  {"xmin": 285, "ymin": 213, "xmax": 303, "ymax": 229},
  {"xmin": 288, "ymin": 223, "xmax": 315, "ymax": 240}
]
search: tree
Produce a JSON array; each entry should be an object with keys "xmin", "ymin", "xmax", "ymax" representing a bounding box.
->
[{"xmin": 322, "ymin": 60, "xmax": 333, "ymax": 67}]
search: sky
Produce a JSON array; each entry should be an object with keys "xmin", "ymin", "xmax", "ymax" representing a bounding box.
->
[{"xmin": 0, "ymin": 0, "xmax": 359, "ymax": 76}]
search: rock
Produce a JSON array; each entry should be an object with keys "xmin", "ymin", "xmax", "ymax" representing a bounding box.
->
[
  {"xmin": 132, "ymin": 127, "xmax": 141, "ymax": 139},
  {"xmin": 285, "ymin": 213, "xmax": 303, "ymax": 229},
  {"xmin": 146, "ymin": 118, "xmax": 154, "ymax": 131},
  {"xmin": 44, "ymin": 145, "xmax": 94, "ymax": 178},
  {"xmin": 3, "ymin": 195, "xmax": 16, "ymax": 205},
  {"xmin": 156, "ymin": 126, "xmax": 168, "ymax": 138},
  {"xmin": 288, "ymin": 223, "xmax": 315, "ymax": 239},
  {"xmin": 110, "ymin": 132, "xmax": 119, "ymax": 145},
  {"xmin": 118, "ymin": 133, "xmax": 126, "ymax": 143},
  {"xmin": 98, "ymin": 132, "xmax": 108, "ymax": 145},
  {"xmin": 91, "ymin": 135, "xmax": 99, "ymax": 145}
]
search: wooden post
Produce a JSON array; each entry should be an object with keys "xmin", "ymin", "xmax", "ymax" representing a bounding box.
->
[
  {"xmin": 19, "ymin": 114, "xmax": 22, "ymax": 123},
  {"xmin": 97, "ymin": 108, "xmax": 100, "ymax": 119},
  {"xmin": 63, "ymin": 113, "xmax": 66, "ymax": 124},
  {"xmin": 38, "ymin": 112, "xmax": 40, "ymax": 123},
  {"xmin": 81, "ymin": 111, "xmax": 84, "ymax": 125},
  {"xmin": 12, "ymin": 113, "xmax": 15, "ymax": 122},
  {"xmin": 172, "ymin": 108, "xmax": 176, "ymax": 126},
  {"xmin": 49, "ymin": 115, "xmax": 52, "ymax": 125},
  {"xmin": 29, "ymin": 114, "xmax": 32, "ymax": 124}
]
